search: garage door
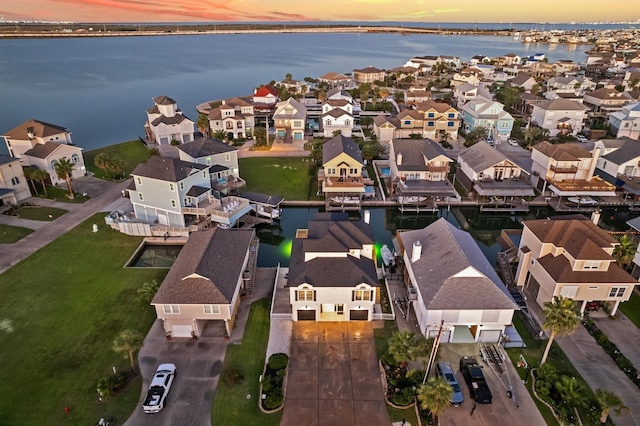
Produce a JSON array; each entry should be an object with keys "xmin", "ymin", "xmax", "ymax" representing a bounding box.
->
[
  {"xmin": 294, "ymin": 132, "xmax": 303, "ymax": 140},
  {"xmin": 172, "ymin": 325, "xmax": 193, "ymax": 338},
  {"xmin": 349, "ymin": 310, "xmax": 369, "ymax": 321},
  {"xmin": 277, "ymin": 130, "xmax": 286, "ymax": 137},
  {"xmin": 297, "ymin": 310, "xmax": 316, "ymax": 321},
  {"xmin": 478, "ymin": 330, "xmax": 502, "ymax": 343},
  {"xmin": 157, "ymin": 212, "xmax": 169, "ymax": 226}
]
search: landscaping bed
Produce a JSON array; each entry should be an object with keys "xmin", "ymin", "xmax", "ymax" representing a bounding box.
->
[
  {"xmin": 11, "ymin": 205, "xmax": 67, "ymax": 221},
  {"xmin": 260, "ymin": 353, "xmax": 288, "ymax": 412}
]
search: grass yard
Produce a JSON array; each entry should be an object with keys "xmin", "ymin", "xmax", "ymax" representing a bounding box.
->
[
  {"xmin": 0, "ymin": 214, "xmax": 167, "ymax": 425},
  {"xmin": 239, "ymin": 158, "xmax": 313, "ymax": 201},
  {"xmin": 31, "ymin": 184, "xmax": 90, "ymax": 203},
  {"xmin": 619, "ymin": 290, "xmax": 640, "ymax": 329},
  {"xmin": 84, "ymin": 140, "xmax": 152, "ymax": 179},
  {"xmin": 211, "ymin": 298, "xmax": 281, "ymax": 426},
  {"xmin": 0, "ymin": 223, "xmax": 34, "ymax": 243},
  {"xmin": 13, "ymin": 206, "xmax": 67, "ymax": 221}
]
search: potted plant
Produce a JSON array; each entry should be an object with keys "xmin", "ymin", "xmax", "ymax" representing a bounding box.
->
[
  {"xmin": 165, "ymin": 331, "xmax": 172, "ymax": 340},
  {"xmin": 191, "ymin": 331, "xmax": 198, "ymax": 340}
]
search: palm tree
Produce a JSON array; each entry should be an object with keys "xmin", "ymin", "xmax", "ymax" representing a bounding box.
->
[
  {"xmin": 113, "ymin": 329, "xmax": 144, "ymax": 372},
  {"xmin": 94, "ymin": 152, "xmax": 111, "ymax": 177},
  {"xmin": 109, "ymin": 156, "xmax": 125, "ymax": 179},
  {"xmin": 388, "ymin": 330, "xmax": 418, "ymax": 365},
  {"xmin": 541, "ymin": 296, "xmax": 580, "ymax": 364},
  {"xmin": 359, "ymin": 84, "xmax": 371, "ymax": 109},
  {"xmin": 595, "ymin": 389, "xmax": 630, "ymax": 424},
  {"xmin": 136, "ymin": 279, "xmax": 160, "ymax": 306},
  {"xmin": 555, "ymin": 376, "xmax": 588, "ymax": 424},
  {"xmin": 212, "ymin": 129, "xmax": 227, "ymax": 142},
  {"xmin": 31, "ymin": 168, "xmax": 49, "ymax": 197},
  {"xmin": 196, "ymin": 113, "xmax": 210, "ymax": 138},
  {"xmin": 22, "ymin": 166, "xmax": 39, "ymax": 195},
  {"xmin": 378, "ymin": 87, "xmax": 390, "ymax": 101},
  {"xmin": 53, "ymin": 158, "xmax": 75, "ymax": 199},
  {"xmin": 613, "ymin": 235, "xmax": 637, "ymax": 271},
  {"xmin": 440, "ymin": 132, "xmax": 451, "ymax": 146},
  {"xmin": 417, "ymin": 376, "xmax": 452, "ymax": 423},
  {"xmin": 360, "ymin": 141, "xmax": 387, "ymax": 163}
]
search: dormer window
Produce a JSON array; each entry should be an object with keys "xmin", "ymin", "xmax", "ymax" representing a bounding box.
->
[{"xmin": 583, "ymin": 261, "xmax": 600, "ymax": 270}]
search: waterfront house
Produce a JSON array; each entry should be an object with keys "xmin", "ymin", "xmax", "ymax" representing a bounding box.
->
[
  {"xmin": 177, "ymin": 137, "xmax": 245, "ymax": 194},
  {"xmin": 514, "ymin": 216, "xmax": 636, "ymax": 316},
  {"xmin": 205, "ymin": 97, "xmax": 255, "ymax": 140},
  {"xmin": 152, "ymin": 227, "xmax": 257, "ymax": 338},
  {"xmin": 553, "ymin": 60, "xmax": 580, "ymax": 76},
  {"xmin": 546, "ymin": 76, "xmax": 596, "ymax": 96},
  {"xmin": 144, "ymin": 95, "xmax": 195, "ymax": 145},
  {"xmin": 451, "ymin": 70, "xmax": 482, "ymax": 88},
  {"xmin": 438, "ymin": 55, "xmax": 461, "ymax": 68},
  {"xmin": 3, "ymin": 119, "xmax": 73, "ymax": 159},
  {"xmin": 0, "ymin": 155, "xmax": 31, "ymax": 207},
  {"xmin": 252, "ymin": 85, "xmax": 279, "ymax": 105},
  {"xmin": 503, "ymin": 53, "xmax": 522, "ymax": 66},
  {"xmin": 320, "ymin": 99, "xmax": 354, "ymax": 137},
  {"xmin": 530, "ymin": 99, "xmax": 589, "ymax": 137},
  {"xmin": 460, "ymin": 97, "xmax": 514, "ymax": 142},
  {"xmin": 456, "ymin": 142, "xmax": 535, "ymax": 200},
  {"xmin": 530, "ymin": 141, "xmax": 616, "ymax": 198},
  {"xmin": 609, "ymin": 102, "xmax": 640, "ymax": 140},
  {"xmin": 285, "ymin": 212, "xmax": 379, "ymax": 321},
  {"xmin": 388, "ymin": 139, "xmax": 455, "ymax": 203},
  {"xmin": 398, "ymin": 219, "xmax": 518, "ymax": 343},
  {"xmin": 272, "ymin": 97, "xmax": 307, "ymax": 141},
  {"xmin": 353, "ymin": 66, "xmax": 385, "ymax": 84},
  {"xmin": 405, "ymin": 56, "xmax": 439, "ymax": 71},
  {"xmin": 318, "ymin": 72, "xmax": 353, "ymax": 89},
  {"xmin": 319, "ymin": 134, "xmax": 365, "ymax": 210}
]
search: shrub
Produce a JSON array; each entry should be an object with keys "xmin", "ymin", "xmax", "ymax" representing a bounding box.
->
[
  {"xmin": 170, "ymin": 139, "xmax": 181, "ymax": 146},
  {"xmin": 97, "ymin": 372, "xmax": 126, "ymax": 399},
  {"xmin": 268, "ymin": 353, "xmax": 289, "ymax": 371},
  {"xmin": 263, "ymin": 389, "xmax": 284, "ymax": 410},
  {"xmin": 390, "ymin": 387, "xmax": 414, "ymax": 406}
]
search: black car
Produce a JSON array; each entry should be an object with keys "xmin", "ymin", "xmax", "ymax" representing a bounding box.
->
[{"xmin": 459, "ymin": 357, "xmax": 492, "ymax": 404}]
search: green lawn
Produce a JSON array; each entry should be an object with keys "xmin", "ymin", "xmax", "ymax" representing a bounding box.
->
[
  {"xmin": 0, "ymin": 223, "xmax": 34, "ymax": 243},
  {"xmin": 14, "ymin": 206, "xmax": 67, "ymax": 221},
  {"xmin": 620, "ymin": 290, "xmax": 640, "ymax": 329},
  {"xmin": 0, "ymin": 214, "xmax": 167, "ymax": 425},
  {"xmin": 211, "ymin": 298, "xmax": 281, "ymax": 426},
  {"xmin": 239, "ymin": 158, "xmax": 314, "ymax": 200},
  {"xmin": 32, "ymin": 184, "xmax": 90, "ymax": 203},
  {"xmin": 84, "ymin": 140, "xmax": 152, "ymax": 179}
]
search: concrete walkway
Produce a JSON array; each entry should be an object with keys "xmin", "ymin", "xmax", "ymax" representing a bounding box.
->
[
  {"xmin": 0, "ymin": 177, "xmax": 130, "ymax": 274},
  {"xmin": 588, "ymin": 310, "xmax": 640, "ymax": 371}
]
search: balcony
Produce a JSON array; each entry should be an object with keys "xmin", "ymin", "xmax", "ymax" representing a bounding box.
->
[
  {"xmin": 211, "ymin": 175, "xmax": 246, "ymax": 193},
  {"xmin": 321, "ymin": 173, "xmax": 364, "ymax": 192},
  {"xmin": 182, "ymin": 195, "xmax": 221, "ymax": 216},
  {"xmin": 550, "ymin": 164, "xmax": 578, "ymax": 174},
  {"xmin": 426, "ymin": 164, "xmax": 450, "ymax": 173}
]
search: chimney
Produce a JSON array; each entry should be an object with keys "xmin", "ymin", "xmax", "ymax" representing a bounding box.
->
[
  {"xmin": 363, "ymin": 210, "xmax": 370, "ymax": 224},
  {"xmin": 27, "ymin": 126, "xmax": 34, "ymax": 139},
  {"xmin": 587, "ymin": 145, "xmax": 602, "ymax": 182},
  {"xmin": 397, "ymin": 152, "xmax": 403, "ymax": 165},
  {"xmin": 591, "ymin": 210, "xmax": 601, "ymax": 226},
  {"xmin": 411, "ymin": 241, "xmax": 422, "ymax": 263}
]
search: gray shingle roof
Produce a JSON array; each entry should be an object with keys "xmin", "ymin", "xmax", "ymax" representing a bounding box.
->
[
  {"xmin": 398, "ymin": 219, "xmax": 517, "ymax": 311},
  {"xmin": 151, "ymin": 114, "xmax": 189, "ymax": 126},
  {"xmin": 0, "ymin": 155, "xmax": 19, "ymax": 166},
  {"xmin": 458, "ymin": 142, "xmax": 509, "ymax": 172},
  {"xmin": 322, "ymin": 134, "xmax": 363, "ymax": 165},
  {"xmin": 601, "ymin": 138, "xmax": 640, "ymax": 164},
  {"xmin": 177, "ymin": 137, "xmax": 236, "ymax": 158},
  {"xmin": 391, "ymin": 139, "xmax": 451, "ymax": 172},
  {"xmin": 152, "ymin": 228, "xmax": 255, "ymax": 305},
  {"xmin": 132, "ymin": 156, "xmax": 208, "ymax": 182},
  {"xmin": 153, "ymin": 95, "xmax": 177, "ymax": 105}
]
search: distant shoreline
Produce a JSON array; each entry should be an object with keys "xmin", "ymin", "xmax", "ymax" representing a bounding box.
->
[{"xmin": 0, "ymin": 23, "xmax": 519, "ymax": 39}]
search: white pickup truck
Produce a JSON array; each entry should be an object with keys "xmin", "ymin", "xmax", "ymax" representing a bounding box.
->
[{"xmin": 142, "ymin": 363, "xmax": 176, "ymax": 414}]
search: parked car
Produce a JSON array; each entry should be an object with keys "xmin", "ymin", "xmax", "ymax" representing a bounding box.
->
[
  {"xmin": 508, "ymin": 139, "xmax": 519, "ymax": 146},
  {"xmin": 459, "ymin": 357, "xmax": 492, "ymax": 404},
  {"xmin": 142, "ymin": 363, "xmax": 176, "ymax": 413},
  {"xmin": 436, "ymin": 362, "xmax": 464, "ymax": 406},
  {"xmin": 576, "ymin": 135, "xmax": 589, "ymax": 143}
]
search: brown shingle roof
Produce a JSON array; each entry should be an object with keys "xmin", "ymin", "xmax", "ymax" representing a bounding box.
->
[
  {"xmin": 3, "ymin": 119, "xmax": 67, "ymax": 139},
  {"xmin": 153, "ymin": 95, "xmax": 176, "ymax": 105},
  {"xmin": 532, "ymin": 141, "xmax": 592, "ymax": 161},
  {"xmin": 23, "ymin": 141, "xmax": 61, "ymax": 159},
  {"xmin": 538, "ymin": 254, "xmax": 636, "ymax": 284}
]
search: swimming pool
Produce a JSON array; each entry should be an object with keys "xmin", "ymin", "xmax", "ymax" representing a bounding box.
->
[{"xmin": 380, "ymin": 167, "xmax": 391, "ymax": 178}]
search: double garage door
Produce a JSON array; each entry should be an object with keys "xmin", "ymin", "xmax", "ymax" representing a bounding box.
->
[{"xmin": 171, "ymin": 325, "xmax": 193, "ymax": 338}]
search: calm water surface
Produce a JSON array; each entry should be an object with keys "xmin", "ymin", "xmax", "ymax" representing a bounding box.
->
[{"xmin": 1, "ymin": 33, "xmax": 591, "ymax": 153}]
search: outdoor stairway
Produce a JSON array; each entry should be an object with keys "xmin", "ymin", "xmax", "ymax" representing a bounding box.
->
[
  {"xmin": 244, "ymin": 238, "xmax": 260, "ymax": 294},
  {"xmin": 497, "ymin": 247, "xmax": 517, "ymax": 288}
]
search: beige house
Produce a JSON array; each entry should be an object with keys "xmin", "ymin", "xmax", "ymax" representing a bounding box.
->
[
  {"xmin": 319, "ymin": 135, "xmax": 365, "ymax": 210},
  {"xmin": 0, "ymin": 155, "xmax": 31, "ymax": 207},
  {"xmin": 515, "ymin": 217, "xmax": 637, "ymax": 316},
  {"xmin": 144, "ymin": 95, "xmax": 195, "ymax": 145},
  {"xmin": 272, "ymin": 97, "xmax": 307, "ymax": 141},
  {"xmin": 22, "ymin": 142, "xmax": 86, "ymax": 186},
  {"xmin": 372, "ymin": 101, "xmax": 459, "ymax": 142},
  {"xmin": 206, "ymin": 97, "xmax": 255, "ymax": 140},
  {"xmin": 3, "ymin": 119, "xmax": 74, "ymax": 159},
  {"xmin": 353, "ymin": 66, "xmax": 385, "ymax": 84},
  {"xmin": 152, "ymin": 227, "xmax": 257, "ymax": 337},
  {"xmin": 530, "ymin": 99, "xmax": 589, "ymax": 137}
]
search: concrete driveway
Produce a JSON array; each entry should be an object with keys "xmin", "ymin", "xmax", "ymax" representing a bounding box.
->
[
  {"xmin": 437, "ymin": 344, "xmax": 546, "ymax": 426},
  {"xmin": 281, "ymin": 322, "xmax": 391, "ymax": 426}
]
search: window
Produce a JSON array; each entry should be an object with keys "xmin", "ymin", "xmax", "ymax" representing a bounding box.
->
[
  {"xmin": 50, "ymin": 159, "xmax": 58, "ymax": 169},
  {"xmin": 203, "ymin": 305, "xmax": 220, "ymax": 314},
  {"xmin": 226, "ymin": 121, "xmax": 233, "ymax": 129},
  {"xmin": 448, "ymin": 122, "xmax": 454, "ymax": 127},
  {"xmin": 448, "ymin": 113, "xmax": 455, "ymax": 118},
  {"xmin": 171, "ymin": 200, "xmax": 176, "ymax": 208},
  {"xmin": 404, "ymin": 120, "xmax": 411, "ymax": 125},
  {"xmin": 428, "ymin": 112, "xmax": 435, "ymax": 118},
  {"xmin": 353, "ymin": 289, "xmax": 372, "ymax": 301},
  {"xmin": 345, "ymin": 120, "xmax": 350, "ymax": 125},
  {"xmin": 71, "ymin": 154, "xmax": 80, "ymax": 164},
  {"xmin": 169, "ymin": 183, "xmax": 175, "ymax": 191},
  {"xmin": 296, "ymin": 289, "xmax": 315, "ymax": 301},
  {"xmin": 294, "ymin": 121, "xmax": 302, "ymax": 128},
  {"xmin": 202, "ymin": 170, "xmax": 207, "ymax": 179},
  {"xmin": 137, "ymin": 177, "xmax": 142, "ymax": 185},
  {"xmin": 11, "ymin": 176, "xmax": 19, "ymax": 185},
  {"xmin": 427, "ymin": 121, "xmax": 434, "ymax": 127},
  {"xmin": 138, "ymin": 193, "xmax": 143, "ymax": 201},
  {"xmin": 206, "ymin": 157, "xmax": 211, "ymax": 165},
  {"xmin": 179, "ymin": 182, "xmax": 184, "ymax": 190},
  {"xmin": 163, "ymin": 304, "xmax": 180, "ymax": 314},
  {"xmin": 350, "ymin": 168, "xmax": 358, "ymax": 175},
  {"xmin": 560, "ymin": 286, "xmax": 578, "ymax": 298},
  {"xmin": 583, "ymin": 261, "xmax": 600, "ymax": 270},
  {"xmin": 328, "ymin": 168, "xmax": 336, "ymax": 175},
  {"xmin": 609, "ymin": 287, "xmax": 627, "ymax": 297},
  {"xmin": 237, "ymin": 121, "xmax": 243, "ymax": 128},
  {"xmin": 225, "ymin": 153, "xmax": 231, "ymax": 162}
]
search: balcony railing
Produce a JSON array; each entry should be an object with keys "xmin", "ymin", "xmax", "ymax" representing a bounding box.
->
[
  {"xmin": 550, "ymin": 164, "xmax": 578, "ymax": 174},
  {"xmin": 323, "ymin": 176, "xmax": 364, "ymax": 188}
]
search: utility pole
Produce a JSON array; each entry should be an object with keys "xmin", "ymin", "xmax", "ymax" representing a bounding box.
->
[{"xmin": 423, "ymin": 320, "xmax": 445, "ymax": 383}]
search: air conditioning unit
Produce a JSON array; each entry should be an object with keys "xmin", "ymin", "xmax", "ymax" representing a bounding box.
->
[{"xmin": 407, "ymin": 286, "xmax": 418, "ymax": 301}]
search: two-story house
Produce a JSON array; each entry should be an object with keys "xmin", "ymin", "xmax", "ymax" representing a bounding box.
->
[
  {"xmin": 530, "ymin": 141, "xmax": 616, "ymax": 198},
  {"xmin": 206, "ymin": 97, "xmax": 255, "ymax": 140},
  {"xmin": 460, "ymin": 97, "xmax": 515, "ymax": 142},
  {"xmin": 530, "ymin": 99, "xmax": 589, "ymax": 137},
  {"xmin": 453, "ymin": 83, "xmax": 492, "ymax": 107},
  {"xmin": 284, "ymin": 212, "xmax": 379, "ymax": 321},
  {"xmin": 152, "ymin": 227, "xmax": 257, "ymax": 338},
  {"xmin": 515, "ymin": 216, "xmax": 636, "ymax": 316},
  {"xmin": 0, "ymin": 155, "xmax": 31, "ymax": 207},
  {"xmin": 456, "ymin": 142, "xmax": 535, "ymax": 200},
  {"xmin": 583, "ymin": 88, "xmax": 635, "ymax": 121},
  {"xmin": 252, "ymin": 85, "xmax": 279, "ymax": 105},
  {"xmin": 546, "ymin": 76, "xmax": 596, "ymax": 96},
  {"xmin": 389, "ymin": 139, "xmax": 455, "ymax": 204},
  {"xmin": 144, "ymin": 95, "xmax": 195, "ymax": 145},
  {"xmin": 318, "ymin": 72, "xmax": 353, "ymax": 89},
  {"xmin": 609, "ymin": 102, "xmax": 640, "ymax": 140},
  {"xmin": 3, "ymin": 119, "xmax": 73, "ymax": 158},
  {"xmin": 509, "ymin": 73, "xmax": 537, "ymax": 92},
  {"xmin": 320, "ymin": 99, "xmax": 354, "ymax": 137},
  {"xmin": 417, "ymin": 100, "xmax": 460, "ymax": 140},
  {"xmin": 272, "ymin": 97, "xmax": 307, "ymax": 141},
  {"xmin": 353, "ymin": 66, "xmax": 386, "ymax": 84},
  {"xmin": 398, "ymin": 219, "xmax": 518, "ymax": 343},
  {"xmin": 319, "ymin": 135, "xmax": 365, "ymax": 210}
]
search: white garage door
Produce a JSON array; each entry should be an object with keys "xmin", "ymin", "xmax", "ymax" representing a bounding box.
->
[
  {"xmin": 157, "ymin": 212, "xmax": 169, "ymax": 226},
  {"xmin": 478, "ymin": 330, "xmax": 502, "ymax": 343},
  {"xmin": 172, "ymin": 325, "xmax": 193, "ymax": 338}
]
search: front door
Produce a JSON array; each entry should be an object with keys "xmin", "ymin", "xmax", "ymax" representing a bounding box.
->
[{"xmin": 340, "ymin": 168, "xmax": 347, "ymax": 179}]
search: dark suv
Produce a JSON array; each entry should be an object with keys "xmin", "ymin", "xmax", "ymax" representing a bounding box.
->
[{"xmin": 459, "ymin": 357, "xmax": 492, "ymax": 404}]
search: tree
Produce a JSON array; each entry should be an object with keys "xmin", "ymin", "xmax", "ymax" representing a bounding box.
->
[
  {"xmin": 136, "ymin": 279, "xmax": 160, "ymax": 306},
  {"xmin": 109, "ymin": 156, "xmax": 125, "ymax": 179},
  {"xmin": 540, "ymin": 296, "xmax": 580, "ymax": 364},
  {"xmin": 31, "ymin": 168, "xmax": 49, "ymax": 197},
  {"xmin": 496, "ymin": 86, "xmax": 522, "ymax": 109},
  {"xmin": 94, "ymin": 152, "xmax": 111, "ymax": 177},
  {"xmin": 22, "ymin": 166, "xmax": 39, "ymax": 195},
  {"xmin": 417, "ymin": 376, "xmax": 452, "ymax": 421},
  {"xmin": 595, "ymin": 389, "xmax": 629, "ymax": 424},
  {"xmin": 212, "ymin": 129, "xmax": 227, "ymax": 142},
  {"xmin": 393, "ymin": 90, "xmax": 405, "ymax": 106},
  {"xmin": 53, "ymin": 158, "xmax": 75, "ymax": 199},
  {"xmin": 378, "ymin": 87, "xmax": 390, "ymax": 101},
  {"xmin": 360, "ymin": 140, "xmax": 387, "ymax": 162},
  {"xmin": 359, "ymin": 83, "xmax": 371, "ymax": 109},
  {"xmin": 387, "ymin": 330, "xmax": 419, "ymax": 365},
  {"xmin": 613, "ymin": 234, "xmax": 637, "ymax": 271},
  {"xmin": 285, "ymin": 73, "xmax": 292, "ymax": 81},
  {"xmin": 555, "ymin": 376, "xmax": 588, "ymax": 424},
  {"xmin": 113, "ymin": 329, "xmax": 144, "ymax": 372},
  {"xmin": 196, "ymin": 113, "xmax": 210, "ymax": 138},
  {"xmin": 253, "ymin": 126, "xmax": 267, "ymax": 146}
]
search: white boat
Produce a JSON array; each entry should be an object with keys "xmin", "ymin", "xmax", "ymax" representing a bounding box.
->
[
  {"xmin": 397, "ymin": 196, "xmax": 427, "ymax": 204},
  {"xmin": 380, "ymin": 245, "xmax": 395, "ymax": 267},
  {"xmin": 254, "ymin": 204, "xmax": 281, "ymax": 220},
  {"xmin": 567, "ymin": 196, "xmax": 597, "ymax": 205},
  {"xmin": 331, "ymin": 196, "xmax": 360, "ymax": 204}
]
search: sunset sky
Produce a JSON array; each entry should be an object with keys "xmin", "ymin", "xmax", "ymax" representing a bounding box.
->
[{"xmin": 1, "ymin": 0, "xmax": 637, "ymax": 23}]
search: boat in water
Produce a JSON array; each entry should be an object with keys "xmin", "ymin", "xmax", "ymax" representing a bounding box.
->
[
  {"xmin": 567, "ymin": 196, "xmax": 597, "ymax": 205},
  {"xmin": 397, "ymin": 196, "xmax": 427, "ymax": 204},
  {"xmin": 381, "ymin": 244, "xmax": 395, "ymax": 267}
]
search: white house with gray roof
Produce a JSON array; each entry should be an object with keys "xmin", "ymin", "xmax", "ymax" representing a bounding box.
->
[
  {"xmin": 152, "ymin": 227, "xmax": 256, "ymax": 338},
  {"xmin": 320, "ymin": 99, "xmax": 354, "ymax": 137},
  {"xmin": 609, "ymin": 102, "xmax": 640, "ymax": 140},
  {"xmin": 530, "ymin": 99, "xmax": 589, "ymax": 137},
  {"xmin": 144, "ymin": 95, "xmax": 195, "ymax": 145},
  {"xmin": 273, "ymin": 97, "xmax": 307, "ymax": 141},
  {"xmin": 0, "ymin": 155, "xmax": 30, "ymax": 207},
  {"xmin": 398, "ymin": 219, "xmax": 518, "ymax": 343}
]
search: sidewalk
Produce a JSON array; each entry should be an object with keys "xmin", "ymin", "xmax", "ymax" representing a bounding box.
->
[{"xmin": 588, "ymin": 310, "xmax": 640, "ymax": 371}]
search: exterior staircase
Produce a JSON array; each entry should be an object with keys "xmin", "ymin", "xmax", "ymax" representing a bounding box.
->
[
  {"xmin": 497, "ymin": 247, "xmax": 517, "ymax": 288},
  {"xmin": 244, "ymin": 237, "xmax": 260, "ymax": 294}
]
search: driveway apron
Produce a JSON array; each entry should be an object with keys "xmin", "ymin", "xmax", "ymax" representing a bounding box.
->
[{"xmin": 281, "ymin": 322, "xmax": 390, "ymax": 426}]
